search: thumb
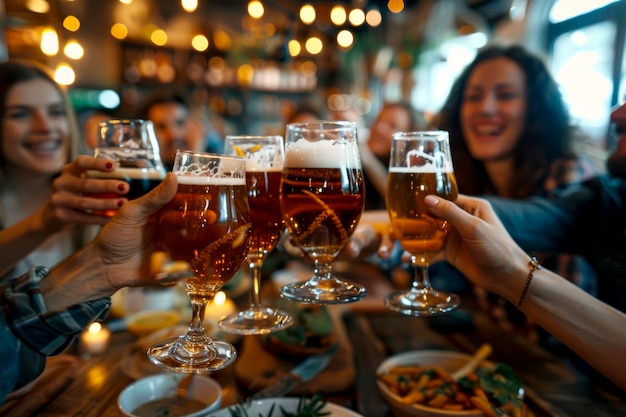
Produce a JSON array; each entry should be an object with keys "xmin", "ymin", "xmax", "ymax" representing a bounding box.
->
[
  {"xmin": 120, "ymin": 173, "xmax": 177, "ymax": 217},
  {"xmin": 424, "ymin": 195, "xmax": 478, "ymax": 234}
]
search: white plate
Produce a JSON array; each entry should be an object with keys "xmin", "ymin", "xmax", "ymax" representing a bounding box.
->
[{"xmin": 209, "ymin": 397, "xmax": 363, "ymax": 417}]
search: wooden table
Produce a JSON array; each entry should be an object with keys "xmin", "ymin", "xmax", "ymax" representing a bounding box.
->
[{"xmin": 3, "ymin": 272, "xmax": 625, "ymax": 417}]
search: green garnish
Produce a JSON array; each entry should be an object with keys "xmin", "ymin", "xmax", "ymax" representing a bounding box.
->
[{"xmin": 227, "ymin": 394, "xmax": 330, "ymax": 417}]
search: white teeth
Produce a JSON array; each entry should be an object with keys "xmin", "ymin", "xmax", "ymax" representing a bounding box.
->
[
  {"xmin": 475, "ymin": 126, "xmax": 501, "ymax": 135},
  {"xmin": 26, "ymin": 142, "xmax": 60, "ymax": 152}
]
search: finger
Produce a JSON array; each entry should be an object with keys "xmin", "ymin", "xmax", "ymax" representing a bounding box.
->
[
  {"xmin": 50, "ymin": 191, "xmax": 126, "ymax": 215},
  {"xmin": 61, "ymin": 155, "xmax": 116, "ymax": 175},
  {"xmin": 424, "ymin": 195, "xmax": 481, "ymax": 233},
  {"xmin": 53, "ymin": 175, "xmax": 129, "ymax": 196}
]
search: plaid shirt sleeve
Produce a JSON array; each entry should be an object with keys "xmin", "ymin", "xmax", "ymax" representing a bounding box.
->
[{"xmin": 3, "ymin": 266, "xmax": 111, "ymax": 356}]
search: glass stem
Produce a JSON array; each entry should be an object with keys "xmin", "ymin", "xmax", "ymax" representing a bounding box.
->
[
  {"xmin": 314, "ymin": 259, "xmax": 332, "ymax": 280},
  {"xmin": 411, "ymin": 255, "xmax": 432, "ymax": 292},
  {"xmin": 188, "ymin": 299, "xmax": 208, "ymax": 340},
  {"xmin": 249, "ymin": 261, "xmax": 262, "ymax": 308}
]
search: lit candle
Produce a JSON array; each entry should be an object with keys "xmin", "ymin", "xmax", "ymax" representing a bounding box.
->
[
  {"xmin": 204, "ymin": 291, "xmax": 236, "ymax": 322},
  {"xmin": 80, "ymin": 322, "xmax": 111, "ymax": 355}
]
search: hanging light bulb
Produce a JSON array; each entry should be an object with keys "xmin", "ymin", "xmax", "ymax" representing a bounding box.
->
[
  {"xmin": 248, "ymin": 0, "xmax": 264, "ymax": 19},
  {"xmin": 181, "ymin": 0, "xmax": 198, "ymax": 13},
  {"xmin": 54, "ymin": 63, "xmax": 75, "ymax": 86},
  {"xmin": 300, "ymin": 4, "xmax": 316, "ymax": 25},
  {"xmin": 41, "ymin": 27, "xmax": 59, "ymax": 56}
]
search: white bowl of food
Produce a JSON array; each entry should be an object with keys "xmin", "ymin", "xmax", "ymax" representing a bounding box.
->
[
  {"xmin": 209, "ymin": 397, "xmax": 363, "ymax": 417},
  {"xmin": 376, "ymin": 350, "xmax": 525, "ymax": 417},
  {"xmin": 118, "ymin": 372, "xmax": 222, "ymax": 417}
]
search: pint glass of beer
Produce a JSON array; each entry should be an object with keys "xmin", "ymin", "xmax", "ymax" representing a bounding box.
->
[
  {"xmin": 385, "ymin": 130, "xmax": 460, "ymax": 316},
  {"xmin": 148, "ymin": 151, "xmax": 252, "ymax": 372},
  {"xmin": 279, "ymin": 121, "xmax": 366, "ymax": 304},
  {"xmin": 88, "ymin": 119, "xmax": 166, "ymax": 216}
]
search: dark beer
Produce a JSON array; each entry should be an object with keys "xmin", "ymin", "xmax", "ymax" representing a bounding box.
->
[
  {"xmin": 281, "ymin": 167, "xmax": 364, "ymax": 263},
  {"xmin": 247, "ymin": 170, "xmax": 284, "ymax": 261},
  {"xmin": 86, "ymin": 168, "xmax": 165, "ymax": 216},
  {"xmin": 387, "ymin": 170, "xmax": 458, "ymax": 257},
  {"xmin": 158, "ymin": 177, "xmax": 251, "ymax": 303}
]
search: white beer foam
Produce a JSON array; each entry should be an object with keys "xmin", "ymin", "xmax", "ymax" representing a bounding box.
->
[
  {"xmin": 285, "ymin": 138, "xmax": 351, "ymax": 168},
  {"xmin": 88, "ymin": 167, "xmax": 166, "ymax": 180},
  {"xmin": 389, "ymin": 166, "xmax": 453, "ymax": 173},
  {"xmin": 177, "ymin": 175, "xmax": 246, "ymax": 185},
  {"xmin": 244, "ymin": 159, "xmax": 283, "ymax": 172}
]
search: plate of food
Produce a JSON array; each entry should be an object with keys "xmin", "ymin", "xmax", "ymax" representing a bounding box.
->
[
  {"xmin": 376, "ymin": 348, "xmax": 527, "ymax": 417},
  {"xmin": 209, "ymin": 396, "xmax": 363, "ymax": 417}
]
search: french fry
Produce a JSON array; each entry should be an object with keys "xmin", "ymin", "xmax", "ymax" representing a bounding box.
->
[
  {"xmin": 427, "ymin": 392, "xmax": 451, "ymax": 408},
  {"xmin": 470, "ymin": 396, "xmax": 500, "ymax": 417},
  {"xmin": 388, "ymin": 365, "xmax": 425, "ymax": 377},
  {"xmin": 400, "ymin": 389, "xmax": 425, "ymax": 404}
]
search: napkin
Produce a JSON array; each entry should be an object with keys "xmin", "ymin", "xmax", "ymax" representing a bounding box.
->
[{"xmin": 0, "ymin": 355, "xmax": 80, "ymax": 417}]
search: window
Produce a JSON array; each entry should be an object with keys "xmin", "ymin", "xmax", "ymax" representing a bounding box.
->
[{"xmin": 548, "ymin": 0, "xmax": 626, "ymax": 149}]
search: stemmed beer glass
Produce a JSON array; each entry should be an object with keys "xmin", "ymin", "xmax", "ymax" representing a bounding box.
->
[
  {"xmin": 147, "ymin": 151, "xmax": 252, "ymax": 372},
  {"xmin": 218, "ymin": 135, "xmax": 293, "ymax": 334},
  {"xmin": 89, "ymin": 119, "xmax": 166, "ymax": 216},
  {"xmin": 279, "ymin": 121, "xmax": 366, "ymax": 304},
  {"xmin": 385, "ymin": 130, "xmax": 460, "ymax": 316}
]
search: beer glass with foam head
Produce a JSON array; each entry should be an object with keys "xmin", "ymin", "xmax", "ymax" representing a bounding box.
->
[
  {"xmin": 386, "ymin": 130, "xmax": 460, "ymax": 316},
  {"xmin": 148, "ymin": 151, "xmax": 252, "ymax": 372},
  {"xmin": 89, "ymin": 119, "xmax": 166, "ymax": 216},
  {"xmin": 218, "ymin": 135, "xmax": 293, "ymax": 334},
  {"xmin": 279, "ymin": 121, "xmax": 366, "ymax": 304}
]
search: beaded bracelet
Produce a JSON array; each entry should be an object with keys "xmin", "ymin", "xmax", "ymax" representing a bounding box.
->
[{"xmin": 517, "ymin": 257, "xmax": 542, "ymax": 308}]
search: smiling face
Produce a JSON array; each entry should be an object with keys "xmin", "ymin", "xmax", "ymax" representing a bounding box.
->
[
  {"xmin": 1, "ymin": 78, "xmax": 69, "ymax": 177},
  {"xmin": 460, "ymin": 57, "xmax": 527, "ymax": 164},
  {"xmin": 368, "ymin": 104, "xmax": 412, "ymax": 159}
]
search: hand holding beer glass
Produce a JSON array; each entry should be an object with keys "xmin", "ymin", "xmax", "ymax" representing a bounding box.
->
[
  {"xmin": 385, "ymin": 130, "xmax": 460, "ymax": 316},
  {"xmin": 279, "ymin": 121, "xmax": 366, "ymax": 304},
  {"xmin": 147, "ymin": 151, "xmax": 252, "ymax": 372},
  {"xmin": 218, "ymin": 135, "xmax": 293, "ymax": 335},
  {"xmin": 89, "ymin": 119, "xmax": 166, "ymax": 216}
]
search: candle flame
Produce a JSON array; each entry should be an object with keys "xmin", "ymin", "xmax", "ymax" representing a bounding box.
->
[
  {"xmin": 88, "ymin": 322, "xmax": 102, "ymax": 334},
  {"xmin": 214, "ymin": 291, "xmax": 226, "ymax": 305}
]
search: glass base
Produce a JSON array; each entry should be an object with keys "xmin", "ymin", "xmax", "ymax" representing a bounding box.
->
[
  {"xmin": 147, "ymin": 336, "xmax": 237, "ymax": 373},
  {"xmin": 280, "ymin": 277, "xmax": 366, "ymax": 304},
  {"xmin": 385, "ymin": 289, "xmax": 460, "ymax": 316},
  {"xmin": 218, "ymin": 307, "xmax": 294, "ymax": 335}
]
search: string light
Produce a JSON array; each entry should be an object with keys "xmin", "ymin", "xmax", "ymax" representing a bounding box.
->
[
  {"xmin": 54, "ymin": 63, "xmax": 75, "ymax": 85},
  {"xmin": 181, "ymin": 0, "xmax": 198, "ymax": 13},
  {"xmin": 110, "ymin": 23, "xmax": 128, "ymax": 39},
  {"xmin": 248, "ymin": 0, "xmax": 264, "ymax": 19},
  {"xmin": 40, "ymin": 27, "xmax": 59, "ymax": 56},
  {"xmin": 64, "ymin": 40, "xmax": 84, "ymax": 59},
  {"xmin": 300, "ymin": 4, "xmax": 316, "ymax": 25},
  {"xmin": 330, "ymin": 6, "xmax": 347, "ymax": 25},
  {"xmin": 348, "ymin": 9, "xmax": 366, "ymax": 26}
]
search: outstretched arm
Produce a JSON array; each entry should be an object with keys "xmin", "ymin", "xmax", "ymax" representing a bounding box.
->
[{"xmin": 425, "ymin": 194, "xmax": 626, "ymax": 391}]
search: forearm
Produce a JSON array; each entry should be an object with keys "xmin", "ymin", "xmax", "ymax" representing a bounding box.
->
[
  {"xmin": 505, "ymin": 261, "xmax": 626, "ymax": 391},
  {"xmin": 38, "ymin": 242, "xmax": 114, "ymax": 311},
  {"xmin": 0, "ymin": 210, "xmax": 63, "ymax": 277}
]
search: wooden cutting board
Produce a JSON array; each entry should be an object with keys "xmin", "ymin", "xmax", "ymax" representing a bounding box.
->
[{"xmin": 234, "ymin": 305, "xmax": 355, "ymax": 396}]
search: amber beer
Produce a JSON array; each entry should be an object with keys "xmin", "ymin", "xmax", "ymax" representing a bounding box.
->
[
  {"xmin": 86, "ymin": 168, "xmax": 165, "ymax": 216},
  {"xmin": 387, "ymin": 170, "xmax": 458, "ymax": 257},
  {"xmin": 247, "ymin": 170, "xmax": 284, "ymax": 260},
  {"xmin": 158, "ymin": 176, "xmax": 251, "ymax": 303},
  {"xmin": 281, "ymin": 167, "xmax": 364, "ymax": 263}
]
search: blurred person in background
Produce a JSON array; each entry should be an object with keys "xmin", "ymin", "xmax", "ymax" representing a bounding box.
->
[
  {"xmin": 76, "ymin": 107, "xmax": 115, "ymax": 154},
  {"xmin": 363, "ymin": 101, "xmax": 426, "ymax": 211},
  {"xmin": 0, "ymin": 61, "xmax": 131, "ymax": 284},
  {"xmin": 488, "ymin": 99, "xmax": 626, "ymax": 315},
  {"xmin": 431, "ymin": 44, "xmax": 598, "ymax": 335},
  {"xmin": 136, "ymin": 90, "xmax": 208, "ymax": 171},
  {"xmin": 284, "ymin": 101, "xmax": 324, "ymax": 124}
]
